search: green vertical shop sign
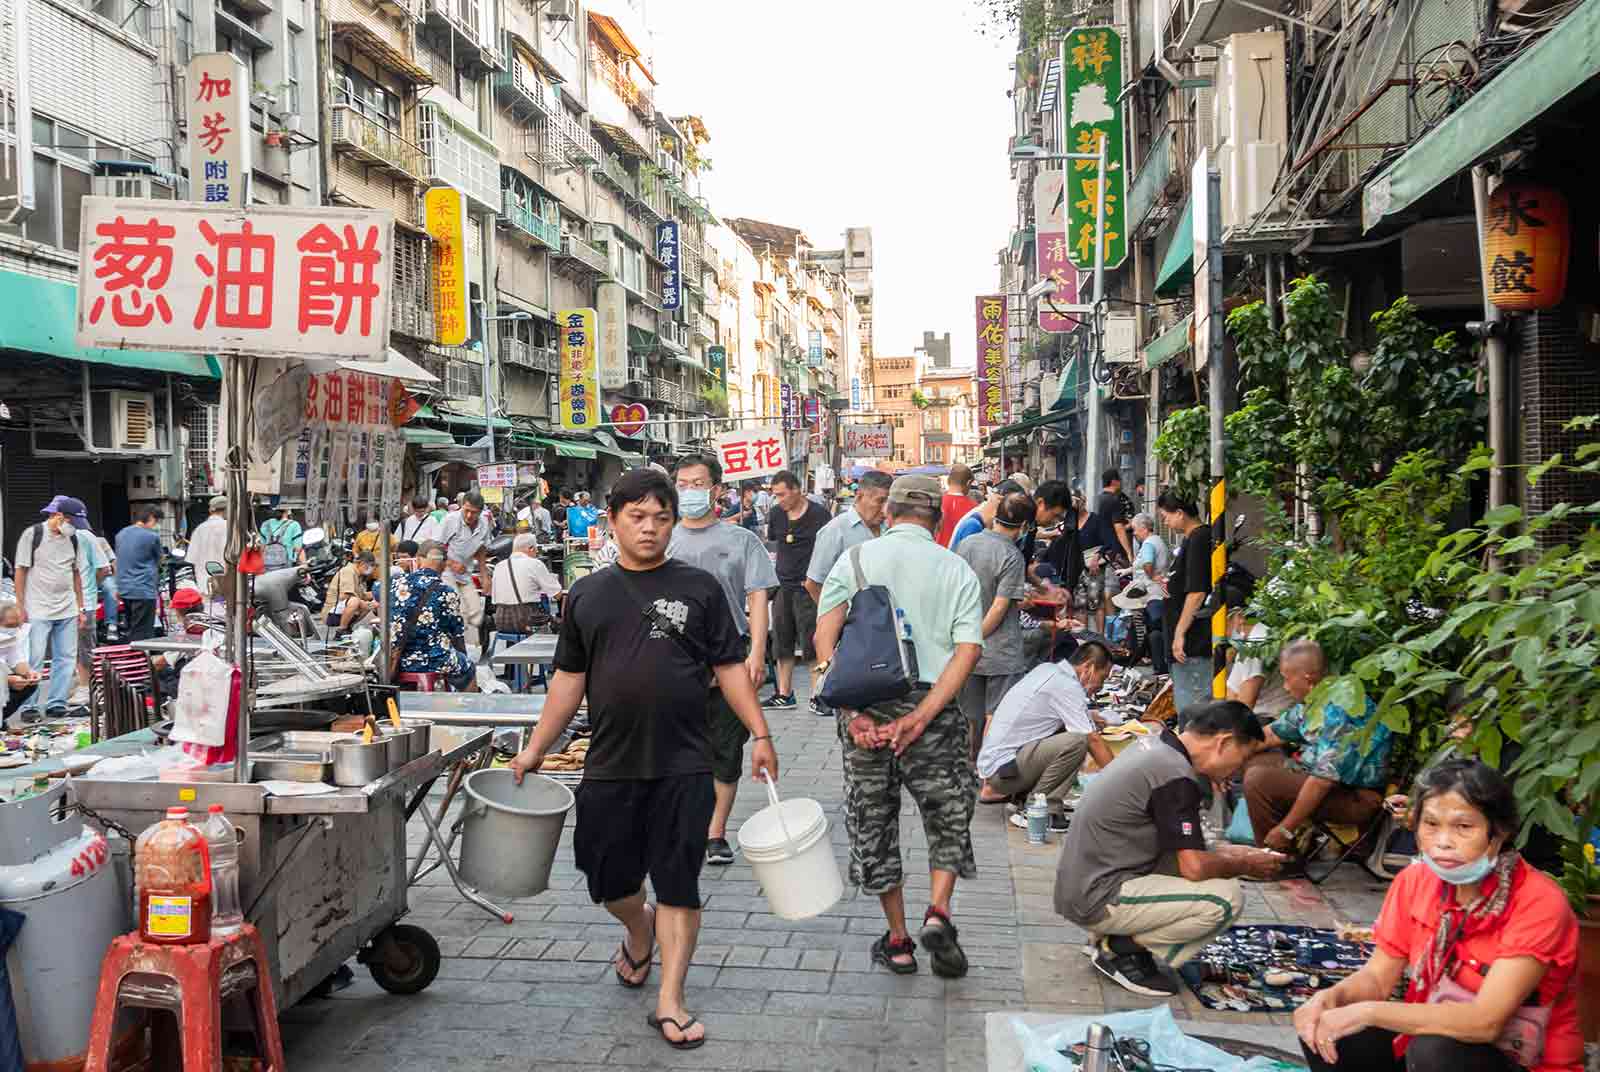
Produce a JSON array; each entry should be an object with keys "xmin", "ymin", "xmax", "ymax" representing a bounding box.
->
[{"xmin": 1060, "ymin": 27, "xmax": 1127, "ymax": 270}]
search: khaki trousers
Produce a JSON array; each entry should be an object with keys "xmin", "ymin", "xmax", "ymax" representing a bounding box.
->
[
  {"xmin": 986, "ymin": 732, "xmax": 1090, "ymax": 813},
  {"xmin": 1088, "ymin": 873, "xmax": 1243, "ymax": 967},
  {"xmin": 1243, "ymin": 751, "xmax": 1382, "ymax": 845}
]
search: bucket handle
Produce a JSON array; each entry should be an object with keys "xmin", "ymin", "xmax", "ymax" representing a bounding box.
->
[{"xmin": 760, "ymin": 770, "xmax": 798, "ymax": 856}]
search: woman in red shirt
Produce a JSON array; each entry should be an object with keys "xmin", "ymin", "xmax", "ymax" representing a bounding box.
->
[{"xmin": 1294, "ymin": 759, "xmax": 1581, "ymax": 1072}]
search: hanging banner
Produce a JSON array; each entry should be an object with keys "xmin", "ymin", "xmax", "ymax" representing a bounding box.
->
[
  {"xmin": 656, "ymin": 221, "xmax": 681, "ymax": 309},
  {"xmin": 780, "ymin": 381, "xmax": 796, "ymax": 430},
  {"xmin": 843, "ymin": 423, "xmax": 892, "ymax": 458},
  {"xmin": 850, "ymin": 377, "xmax": 861, "ymax": 410},
  {"xmin": 557, "ymin": 308, "xmax": 599, "ymax": 430},
  {"xmin": 715, "ymin": 424, "xmax": 787, "ymax": 482},
  {"xmin": 186, "ymin": 53, "xmax": 250, "ymax": 208},
  {"xmin": 1061, "ymin": 27, "xmax": 1128, "ymax": 270},
  {"xmin": 610, "ymin": 402, "xmax": 649, "ymax": 438},
  {"xmin": 807, "ymin": 331, "xmax": 823, "ymax": 367},
  {"xmin": 76, "ymin": 198, "xmax": 393, "ymax": 358},
  {"xmin": 706, "ymin": 345, "xmax": 726, "ymax": 386},
  {"xmin": 803, "ymin": 395, "xmax": 820, "ymax": 426},
  {"xmin": 302, "ymin": 428, "xmax": 326, "ymax": 524},
  {"xmin": 1034, "ymin": 170, "xmax": 1082, "ymax": 333},
  {"xmin": 425, "ymin": 186, "xmax": 469, "ymax": 346},
  {"xmin": 596, "ymin": 281, "xmax": 628, "ymax": 389},
  {"xmin": 252, "ymin": 365, "xmax": 312, "ymax": 462},
  {"xmin": 325, "ymin": 430, "xmax": 351, "ymax": 526},
  {"xmin": 975, "ymin": 295, "xmax": 1009, "ymax": 432},
  {"xmin": 476, "ymin": 463, "xmax": 517, "ymax": 487},
  {"xmin": 389, "ymin": 378, "xmax": 421, "ymax": 426}
]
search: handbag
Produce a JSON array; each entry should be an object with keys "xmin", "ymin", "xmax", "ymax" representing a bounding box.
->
[
  {"xmin": 816, "ymin": 544, "xmax": 919, "ymax": 711},
  {"xmin": 495, "ymin": 559, "xmax": 550, "ymax": 635},
  {"xmin": 1426, "ymin": 973, "xmax": 1551, "ymax": 1068}
]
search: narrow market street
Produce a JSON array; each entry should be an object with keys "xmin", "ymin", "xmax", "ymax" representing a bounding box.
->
[{"xmin": 279, "ymin": 672, "xmax": 1388, "ymax": 1071}]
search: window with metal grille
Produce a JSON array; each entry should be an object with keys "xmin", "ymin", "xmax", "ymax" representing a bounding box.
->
[{"xmin": 447, "ymin": 360, "xmax": 484, "ymax": 399}]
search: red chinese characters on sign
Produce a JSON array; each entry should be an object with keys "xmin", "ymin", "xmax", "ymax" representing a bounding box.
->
[
  {"xmin": 87, "ymin": 216, "xmax": 177, "ymax": 328},
  {"xmin": 193, "ymin": 219, "xmax": 274, "ymax": 330},
  {"xmin": 715, "ymin": 425, "xmax": 787, "ymax": 481},
  {"xmin": 975, "ymin": 295, "xmax": 1009, "ymax": 433},
  {"xmin": 297, "ymin": 224, "xmax": 382, "ymax": 336},
  {"xmin": 196, "ymin": 72, "xmax": 232, "ymax": 101}
]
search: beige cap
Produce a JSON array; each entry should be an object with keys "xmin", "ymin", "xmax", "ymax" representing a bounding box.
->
[
  {"xmin": 1008, "ymin": 473, "xmax": 1036, "ymax": 495},
  {"xmin": 209, "ymin": 495, "xmax": 228, "ymax": 512},
  {"xmin": 886, "ymin": 474, "xmax": 942, "ymax": 508}
]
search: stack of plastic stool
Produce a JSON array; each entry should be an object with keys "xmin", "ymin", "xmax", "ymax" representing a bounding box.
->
[
  {"xmin": 396, "ymin": 671, "xmax": 443, "ymax": 692},
  {"xmin": 83, "ymin": 924, "xmax": 285, "ymax": 1071}
]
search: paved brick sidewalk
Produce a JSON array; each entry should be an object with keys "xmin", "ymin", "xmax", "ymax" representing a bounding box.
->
[{"xmin": 280, "ymin": 670, "xmax": 1391, "ymax": 1070}]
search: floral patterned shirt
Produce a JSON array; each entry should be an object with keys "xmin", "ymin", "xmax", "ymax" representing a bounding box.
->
[
  {"xmin": 388, "ymin": 568, "xmax": 472, "ymax": 679},
  {"xmin": 1271, "ymin": 695, "xmax": 1392, "ymax": 790}
]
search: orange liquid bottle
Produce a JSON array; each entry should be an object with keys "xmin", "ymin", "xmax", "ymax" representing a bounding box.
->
[{"xmin": 134, "ymin": 806, "xmax": 213, "ymax": 945}]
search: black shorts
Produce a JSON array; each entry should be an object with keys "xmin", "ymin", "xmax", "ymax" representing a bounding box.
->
[
  {"xmin": 772, "ymin": 586, "xmax": 817, "ymax": 663},
  {"xmin": 708, "ymin": 687, "xmax": 749, "ymax": 784},
  {"xmin": 573, "ymin": 774, "xmax": 715, "ymax": 909}
]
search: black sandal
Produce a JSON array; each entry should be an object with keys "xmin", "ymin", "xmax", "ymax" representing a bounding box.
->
[
  {"xmin": 614, "ymin": 905, "xmax": 654, "ymax": 988},
  {"xmin": 870, "ymin": 932, "xmax": 918, "ymax": 975},
  {"xmin": 646, "ymin": 1014, "xmax": 706, "ymax": 1050},
  {"xmin": 918, "ymin": 907, "xmax": 968, "ymax": 979}
]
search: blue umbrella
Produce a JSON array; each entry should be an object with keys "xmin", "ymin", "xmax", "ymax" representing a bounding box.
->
[{"xmin": 0, "ymin": 907, "xmax": 24, "ymax": 1072}]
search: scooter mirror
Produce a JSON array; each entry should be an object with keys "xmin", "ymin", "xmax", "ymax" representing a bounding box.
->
[
  {"xmin": 206, "ymin": 561, "xmax": 225, "ymax": 576},
  {"xmin": 302, "ymin": 527, "xmax": 327, "ymax": 548}
]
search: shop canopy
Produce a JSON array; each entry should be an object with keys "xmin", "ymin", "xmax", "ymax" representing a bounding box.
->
[
  {"xmin": 512, "ymin": 434, "xmax": 597, "ymax": 459},
  {"xmin": 436, "ymin": 405, "xmax": 513, "ymax": 429},
  {"xmin": 1154, "ymin": 197, "xmax": 1194, "ymax": 297},
  {"xmin": 1363, "ymin": 0, "xmax": 1600, "ymax": 229},
  {"xmin": 401, "ymin": 426, "xmax": 456, "ymax": 446},
  {"xmin": 0, "ymin": 273, "xmax": 218, "ymax": 378},
  {"xmin": 985, "ymin": 407, "xmax": 1074, "ymax": 445},
  {"xmin": 1144, "ymin": 314, "xmax": 1194, "ymax": 369}
]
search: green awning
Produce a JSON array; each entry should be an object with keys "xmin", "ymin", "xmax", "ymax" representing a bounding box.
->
[
  {"xmin": 402, "ymin": 426, "xmax": 457, "ymax": 446},
  {"xmin": 985, "ymin": 407, "xmax": 1072, "ymax": 445},
  {"xmin": 1128, "ymin": 128, "xmax": 1173, "ymax": 233},
  {"xmin": 0, "ymin": 272, "xmax": 218, "ymax": 378},
  {"xmin": 627, "ymin": 326, "xmax": 657, "ymax": 352},
  {"xmin": 515, "ymin": 434, "xmax": 597, "ymax": 459},
  {"xmin": 437, "ymin": 406, "xmax": 513, "ymax": 429},
  {"xmin": 1055, "ymin": 354, "xmax": 1080, "ymax": 409},
  {"xmin": 1144, "ymin": 314, "xmax": 1194, "ymax": 369},
  {"xmin": 1154, "ymin": 198, "xmax": 1193, "ymax": 296},
  {"xmin": 1363, "ymin": 0, "xmax": 1600, "ymax": 230}
]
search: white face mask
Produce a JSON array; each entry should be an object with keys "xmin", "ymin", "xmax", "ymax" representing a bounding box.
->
[{"xmin": 365, "ymin": 522, "xmax": 380, "ymax": 532}]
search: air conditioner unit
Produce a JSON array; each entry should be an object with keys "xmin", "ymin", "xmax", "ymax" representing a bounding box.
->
[
  {"xmin": 1102, "ymin": 313, "xmax": 1139, "ymax": 364},
  {"xmin": 126, "ymin": 458, "xmax": 171, "ymax": 501},
  {"xmin": 1213, "ymin": 31, "xmax": 1287, "ymax": 232},
  {"xmin": 93, "ymin": 174, "xmax": 176, "ymax": 200},
  {"xmin": 89, "ymin": 390, "xmax": 159, "ymax": 451},
  {"xmin": 545, "ymin": 0, "xmax": 574, "ymax": 21}
]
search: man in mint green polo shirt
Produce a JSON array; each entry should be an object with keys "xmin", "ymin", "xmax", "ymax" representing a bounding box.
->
[{"xmin": 814, "ymin": 474, "xmax": 983, "ymax": 981}]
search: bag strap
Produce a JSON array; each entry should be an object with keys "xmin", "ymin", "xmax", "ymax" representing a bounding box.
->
[
  {"xmin": 609, "ymin": 566, "xmax": 704, "ymax": 665},
  {"xmin": 849, "ymin": 543, "xmax": 869, "ymax": 591},
  {"xmin": 505, "ymin": 557, "xmax": 525, "ymax": 604},
  {"xmin": 392, "ymin": 580, "xmax": 440, "ymax": 663}
]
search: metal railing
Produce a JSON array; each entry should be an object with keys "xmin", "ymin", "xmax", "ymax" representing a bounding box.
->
[
  {"xmin": 500, "ymin": 189, "xmax": 562, "ymax": 248},
  {"xmin": 494, "ymin": 60, "xmax": 552, "ymax": 117},
  {"xmin": 596, "ymin": 150, "xmax": 638, "ymax": 197},
  {"xmin": 557, "ymin": 232, "xmax": 608, "ymax": 274},
  {"xmin": 591, "ymin": 51, "xmax": 652, "ymax": 120},
  {"xmin": 329, "ymin": 105, "xmax": 424, "ymax": 181}
]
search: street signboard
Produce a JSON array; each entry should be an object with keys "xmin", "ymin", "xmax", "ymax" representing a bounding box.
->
[
  {"xmin": 476, "ymin": 463, "xmax": 516, "ymax": 487},
  {"xmin": 1193, "ymin": 150, "xmax": 1219, "ymax": 371},
  {"xmin": 656, "ymin": 221, "xmax": 681, "ymax": 309},
  {"xmin": 610, "ymin": 402, "xmax": 648, "ymax": 437},
  {"xmin": 851, "ymin": 377, "xmax": 861, "ymax": 410},
  {"xmin": 707, "ymin": 344, "xmax": 726, "ymax": 385},
  {"xmin": 596, "ymin": 280, "xmax": 628, "ymax": 389},
  {"xmin": 843, "ymin": 423, "xmax": 892, "ymax": 458},
  {"xmin": 557, "ymin": 308, "xmax": 599, "ymax": 430},
  {"xmin": 424, "ymin": 187, "xmax": 468, "ymax": 346},
  {"xmin": 76, "ymin": 197, "xmax": 392, "ymax": 358},
  {"xmin": 975, "ymin": 295, "xmax": 1008, "ymax": 432},
  {"xmin": 780, "ymin": 381, "xmax": 795, "ymax": 429},
  {"xmin": 715, "ymin": 424, "xmax": 786, "ymax": 482},
  {"xmin": 1061, "ymin": 27, "xmax": 1127, "ymax": 270},
  {"xmin": 1034, "ymin": 170, "xmax": 1082, "ymax": 333},
  {"xmin": 186, "ymin": 53, "xmax": 249, "ymax": 209}
]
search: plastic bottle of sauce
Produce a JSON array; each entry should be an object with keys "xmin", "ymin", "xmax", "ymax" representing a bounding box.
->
[{"xmin": 134, "ymin": 806, "xmax": 213, "ymax": 945}]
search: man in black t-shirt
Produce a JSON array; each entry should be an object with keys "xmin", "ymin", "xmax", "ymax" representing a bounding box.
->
[
  {"xmin": 764, "ymin": 469, "xmax": 831, "ymax": 708},
  {"xmin": 1096, "ymin": 470, "xmax": 1136, "ymax": 566},
  {"xmin": 511, "ymin": 468, "xmax": 777, "ymax": 1052},
  {"xmin": 1156, "ymin": 491, "xmax": 1214, "ymax": 716}
]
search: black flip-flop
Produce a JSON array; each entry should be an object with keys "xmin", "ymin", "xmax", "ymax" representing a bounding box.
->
[
  {"xmin": 870, "ymin": 932, "xmax": 918, "ymax": 975},
  {"xmin": 918, "ymin": 907, "xmax": 969, "ymax": 979},
  {"xmin": 646, "ymin": 1014, "xmax": 706, "ymax": 1050},
  {"xmin": 614, "ymin": 905, "xmax": 654, "ymax": 988}
]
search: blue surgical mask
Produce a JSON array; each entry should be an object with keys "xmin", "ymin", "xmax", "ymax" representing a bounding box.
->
[
  {"xmin": 679, "ymin": 488, "xmax": 713, "ymax": 519},
  {"xmin": 1422, "ymin": 851, "xmax": 1496, "ymax": 885}
]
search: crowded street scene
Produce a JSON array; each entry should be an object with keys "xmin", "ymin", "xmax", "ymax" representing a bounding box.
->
[{"xmin": 2, "ymin": 0, "xmax": 1599, "ymax": 1069}]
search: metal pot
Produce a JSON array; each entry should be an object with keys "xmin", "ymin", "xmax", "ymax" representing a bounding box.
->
[
  {"xmin": 331, "ymin": 738, "xmax": 390, "ymax": 786},
  {"xmin": 399, "ymin": 719, "xmax": 435, "ymax": 760},
  {"xmin": 375, "ymin": 729, "xmax": 412, "ymax": 771}
]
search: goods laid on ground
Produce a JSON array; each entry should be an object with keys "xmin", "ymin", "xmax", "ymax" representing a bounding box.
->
[{"xmin": 539, "ymin": 736, "xmax": 588, "ymax": 771}]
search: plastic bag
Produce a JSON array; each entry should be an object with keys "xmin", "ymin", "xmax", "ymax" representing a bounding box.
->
[
  {"xmin": 171, "ymin": 646, "xmax": 234, "ymax": 747},
  {"xmin": 1011, "ymin": 1005, "xmax": 1298, "ymax": 1072}
]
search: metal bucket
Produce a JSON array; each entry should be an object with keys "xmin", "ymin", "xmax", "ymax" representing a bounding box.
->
[
  {"xmin": 376, "ymin": 728, "xmax": 412, "ymax": 770},
  {"xmin": 458, "ymin": 769, "xmax": 574, "ymax": 899},
  {"xmin": 400, "ymin": 718, "xmax": 435, "ymax": 759}
]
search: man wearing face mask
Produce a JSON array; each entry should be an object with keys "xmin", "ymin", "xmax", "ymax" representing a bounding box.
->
[
  {"xmin": 666, "ymin": 455, "xmax": 779, "ymax": 867},
  {"xmin": 954, "ymin": 489, "xmax": 1034, "ymax": 760},
  {"xmin": 322, "ymin": 551, "xmax": 379, "ymax": 634},
  {"xmin": 1245, "ymin": 638, "xmax": 1393, "ymax": 865}
]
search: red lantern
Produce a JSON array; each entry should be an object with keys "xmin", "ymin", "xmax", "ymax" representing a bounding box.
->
[{"xmin": 1483, "ymin": 183, "xmax": 1570, "ymax": 311}]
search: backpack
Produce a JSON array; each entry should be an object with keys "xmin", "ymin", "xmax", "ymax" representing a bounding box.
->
[
  {"xmin": 262, "ymin": 519, "xmax": 292, "ymax": 568},
  {"xmin": 30, "ymin": 523, "xmax": 79, "ymax": 558},
  {"xmin": 816, "ymin": 544, "xmax": 919, "ymax": 711}
]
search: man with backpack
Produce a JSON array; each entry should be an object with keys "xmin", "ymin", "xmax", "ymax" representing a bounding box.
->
[
  {"xmin": 813, "ymin": 475, "xmax": 984, "ymax": 978},
  {"xmin": 13, "ymin": 496, "xmax": 93, "ymax": 719},
  {"xmin": 259, "ymin": 505, "xmax": 305, "ymax": 568}
]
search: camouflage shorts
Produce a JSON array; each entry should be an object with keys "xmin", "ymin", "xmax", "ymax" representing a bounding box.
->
[{"xmin": 838, "ymin": 693, "xmax": 978, "ymax": 895}]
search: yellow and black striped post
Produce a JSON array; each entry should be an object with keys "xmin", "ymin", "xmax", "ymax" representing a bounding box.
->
[{"xmin": 1211, "ymin": 479, "xmax": 1228, "ymax": 699}]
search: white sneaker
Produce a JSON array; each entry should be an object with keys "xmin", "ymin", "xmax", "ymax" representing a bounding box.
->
[{"xmin": 1008, "ymin": 813, "xmax": 1029, "ymax": 830}]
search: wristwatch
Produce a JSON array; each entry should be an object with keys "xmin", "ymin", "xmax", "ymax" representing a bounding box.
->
[{"xmin": 813, "ymin": 659, "xmax": 831, "ymax": 675}]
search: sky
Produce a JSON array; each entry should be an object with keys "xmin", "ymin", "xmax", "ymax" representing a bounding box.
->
[{"xmin": 646, "ymin": 0, "xmax": 1017, "ymax": 369}]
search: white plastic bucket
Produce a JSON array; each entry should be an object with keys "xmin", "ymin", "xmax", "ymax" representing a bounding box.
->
[
  {"xmin": 736, "ymin": 773, "xmax": 843, "ymax": 921},
  {"xmin": 459, "ymin": 769, "xmax": 574, "ymax": 899}
]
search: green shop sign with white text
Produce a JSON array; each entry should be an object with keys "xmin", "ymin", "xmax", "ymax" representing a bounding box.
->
[{"xmin": 1060, "ymin": 27, "xmax": 1127, "ymax": 270}]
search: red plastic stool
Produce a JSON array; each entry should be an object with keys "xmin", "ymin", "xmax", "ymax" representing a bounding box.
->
[
  {"xmin": 84, "ymin": 925, "xmax": 285, "ymax": 1072},
  {"xmin": 396, "ymin": 672, "xmax": 443, "ymax": 692}
]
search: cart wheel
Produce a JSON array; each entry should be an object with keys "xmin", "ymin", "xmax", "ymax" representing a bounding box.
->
[{"xmin": 367, "ymin": 924, "xmax": 441, "ymax": 995}]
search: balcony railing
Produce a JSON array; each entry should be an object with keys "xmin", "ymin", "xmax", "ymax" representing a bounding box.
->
[
  {"xmin": 417, "ymin": 103, "xmax": 499, "ymax": 212},
  {"xmin": 595, "ymin": 150, "xmax": 638, "ymax": 198},
  {"xmin": 691, "ymin": 313, "xmax": 713, "ymax": 342},
  {"xmin": 591, "ymin": 51, "xmax": 653, "ymax": 121},
  {"xmin": 493, "ymin": 57, "xmax": 552, "ymax": 118},
  {"xmin": 638, "ymin": 171, "xmax": 670, "ymax": 218},
  {"xmin": 329, "ymin": 105, "xmax": 424, "ymax": 182},
  {"xmin": 500, "ymin": 189, "xmax": 561, "ymax": 249},
  {"xmin": 555, "ymin": 232, "xmax": 608, "ymax": 275},
  {"xmin": 499, "ymin": 336, "xmax": 557, "ymax": 372},
  {"xmin": 423, "ymin": 0, "xmax": 503, "ymax": 70}
]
